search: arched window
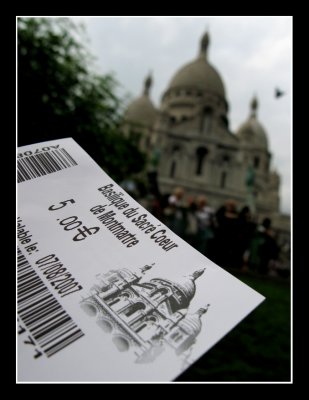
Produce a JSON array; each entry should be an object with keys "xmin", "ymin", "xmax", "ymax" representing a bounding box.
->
[
  {"xmin": 135, "ymin": 323, "xmax": 147, "ymax": 333},
  {"xmin": 222, "ymin": 154, "xmax": 230, "ymax": 166},
  {"xmin": 170, "ymin": 145, "xmax": 180, "ymax": 178},
  {"xmin": 109, "ymin": 298, "xmax": 120, "ymax": 306},
  {"xmin": 150, "ymin": 287, "xmax": 169, "ymax": 300},
  {"xmin": 171, "ymin": 331, "xmax": 183, "ymax": 343},
  {"xmin": 254, "ymin": 156, "xmax": 260, "ymax": 169},
  {"xmin": 170, "ymin": 160, "xmax": 176, "ymax": 178},
  {"xmin": 220, "ymin": 171, "xmax": 227, "ymax": 188},
  {"xmin": 196, "ymin": 147, "xmax": 208, "ymax": 175},
  {"xmin": 124, "ymin": 302, "xmax": 146, "ymax": 317},
  {"xmin": 202, "ymin": 107, "xmax": 213, "ymax": 133}
]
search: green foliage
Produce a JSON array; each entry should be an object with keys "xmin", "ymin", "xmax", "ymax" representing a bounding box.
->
[{"xmin": 18, "ymin": 17, "xmax": 146, "ymax": 181}]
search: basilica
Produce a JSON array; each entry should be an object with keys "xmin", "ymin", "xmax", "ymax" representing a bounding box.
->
[
  {"xmin": 122, "ymin": 31, "xmax": 290, "ymax": 239},
  {"xmin": 81, "ymin": 264, "xmax": 209, "ymax": 363}
]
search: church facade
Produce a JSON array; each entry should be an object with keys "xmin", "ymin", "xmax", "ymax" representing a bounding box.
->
[
  {"xmin": 122, "ymin": 31, "xmax": 290, "ymax": 239},
  {"xmin": 81, "ymin": 264, "xmax": 209, "ymax": 363}
]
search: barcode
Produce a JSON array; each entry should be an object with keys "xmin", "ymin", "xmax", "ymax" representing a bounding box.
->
[
  {"xmin": 17, "ymin": 148, "xmax": 77, "ymax": 183},
  {"xmin": 17, "ymin": 248, "xmax": 84, "ymax": 357}
]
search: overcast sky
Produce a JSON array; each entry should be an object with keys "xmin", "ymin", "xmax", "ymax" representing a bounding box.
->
[{"xmin": 71, "ymin": 16, "xmax": 292, "ymax": 215}]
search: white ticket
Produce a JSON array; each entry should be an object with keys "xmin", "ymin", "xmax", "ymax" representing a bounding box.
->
[{"xmin": 17, "ymin": 138, "xmax": 264, "ymax": 382}]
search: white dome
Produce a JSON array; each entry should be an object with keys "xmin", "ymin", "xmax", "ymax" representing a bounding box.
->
[
  {"xmin": 166, "ymin": 31, "xmax": 225, "ymax": 98},
  {"xmin": 124, "ymin": 74, "xmax": 157, "ymax": 127},
  {"xmin": 168, "ymin": 58, "xmax": 225, "ymax": 98},
  {"xmin": 124, "ymin": 95, "xmax": 157, "ymax": 126},
  {"xmin": 236, "ymin": 97, "xmax": 268, "ymax": 149}
]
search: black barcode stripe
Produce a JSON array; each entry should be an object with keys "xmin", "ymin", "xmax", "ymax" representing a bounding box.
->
[
  {"xmin": 47, "ymin": 151, "xmax": 67, "ymax": 169},
  {"xmin": 45, "ymin": 329, "xmax": 84, "ymax": 357},
  {"xmin": 21, "ymin": 298, "xmax": 61, "ymax": 326},
  {"xmin": 34, "ymin": 314, "xmax": 70, "ymax": 340},
  {"xmin": 51, "ymin": 150, "xmax": 69, "ymax": 168},
  {"xmin": 18, "ymin": 290, "xmax": 49, "ymax": 313},
  {"xmin": 19, "ymin": 293, "xmax": 53, "ymax": 315},
  {"xmin": 18, "ymin": 286, "xmax": 46, "ymax": 304},
  {"xmin": 40, "ymin": 323, "xmax": 77, "ymax": 348},
  {"xmin": 27, "ymin": 153, "xmax": 47, "ymax": 176},
  {"xmin": 61, "ymin": 148, "xmax": 78, "ymax": 166},
  {"xmin": 17, "ymin": 170, "xmax": 23, "ymax": 182},
  {"xmin": 18, "ymin": 277, "xmax": 43, "ymax": 296},
  {"xmin": 17, "ymin": 148, "xmax": 77, "ymax": 183},
  {"xmin": 18, "ymin": 158, "xmax": 36, "ymax": 181},
  {"xmin": 35, "ymin": 153, "xmax": 54, "ymax": 174},
  {"xmin": 38, "ymin": 152, "xmax": 63, "ymax": 172},
  {"xmin": 17, "ymin": 248, "xmax": 84, "ymax": 357}
]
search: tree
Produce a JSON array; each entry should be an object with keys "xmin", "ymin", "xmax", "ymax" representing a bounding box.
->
[{"xmin": 18, "ymin": 17, "xmax": 146, "ymax": 182}]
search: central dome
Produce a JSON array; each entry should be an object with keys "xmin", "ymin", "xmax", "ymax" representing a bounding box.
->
[
  {"xmin": 175, "ymin": 269, "xmax": 205, "ymax": 302},
  {"xmin": 167, "ymin": 32, "xmax": 225, "ymax": 98},
  {"xmin": 150, "ymin": 268, "xmax": 205, "ymax": 309},
  {"xmin": 168, "ymin": 58, "xmax": 225, "ymax": 98}
]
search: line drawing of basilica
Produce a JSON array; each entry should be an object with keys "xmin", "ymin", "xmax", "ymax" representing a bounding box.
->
[{"xmin": 80, "ymin": 264, "xmax": 210, "ymax": 363}]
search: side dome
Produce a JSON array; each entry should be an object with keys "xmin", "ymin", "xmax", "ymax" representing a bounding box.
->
[
  {"xmin": 124, "ymin": 74, "xmax": 157, "ymax": 127},
  {"xmin": 178, "ymin": 305, "xmax": 209, "ymax": 336},
  {"xmin": 166, "ymin": 32, "xmax": 225, "ymax": 98},
  {"xmin": 236, "ymin": 96, "xmax": 268, "ymax": 149}
]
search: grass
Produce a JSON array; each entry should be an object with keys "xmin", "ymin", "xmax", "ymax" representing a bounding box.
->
[{"xmin": 176, "ymin": 272, "xmax": 291, "ymax": 382}]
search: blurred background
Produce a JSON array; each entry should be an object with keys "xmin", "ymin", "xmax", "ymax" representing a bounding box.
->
[{"xmin": 17, "ymin": 16, "xmax": 291, "ymax": 382}]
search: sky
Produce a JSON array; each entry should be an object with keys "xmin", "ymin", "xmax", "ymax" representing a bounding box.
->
[{"xmin": 71, "ymin": 16, "xmax": 292, "ymax": 215}]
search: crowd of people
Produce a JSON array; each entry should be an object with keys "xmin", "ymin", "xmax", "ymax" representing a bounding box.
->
[{"xmin": 139, "ymin": 185, "xmax": 287, "ymax": 277}]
